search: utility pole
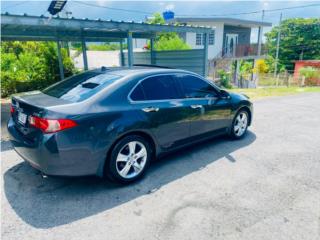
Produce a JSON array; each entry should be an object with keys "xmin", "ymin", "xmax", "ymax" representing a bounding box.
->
[
  {"xmin": 255, "ymin": 9, "xmax": 265, "ymax": 88},
  {"xmin": 257, "ymin": 9, "xmax": 265, "ymax": 56},
  {"xmin": 274, "ymin": 13, "xmax": 282, "ymax": 77}
]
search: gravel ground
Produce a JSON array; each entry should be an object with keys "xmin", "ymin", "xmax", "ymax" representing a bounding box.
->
[{"xmin": 1, "ymin": 93, "xmax": 320, "ymax": 240}]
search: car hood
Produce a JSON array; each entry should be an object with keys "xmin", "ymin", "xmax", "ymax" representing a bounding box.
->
[{"xmin": 229, "ymin": 92, "xmax": 250, "ymax": 101}]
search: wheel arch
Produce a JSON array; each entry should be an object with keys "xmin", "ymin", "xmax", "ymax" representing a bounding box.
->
[
  {"xmin": 99, "ymin": 130, "xmax": 158, "ymax": 177},
  {"xmin": 237, "ymin": 105, "xmax": 252, "ymax": 126}
]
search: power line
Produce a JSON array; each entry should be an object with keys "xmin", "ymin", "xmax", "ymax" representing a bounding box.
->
[
  {"xmin": 2, "ymin": 1, "xmax": 28, "ymax": 10},
  {"xmin": 71, "ymin": 2, "xmax": 320, "ymax": 19},
  {"xmin": 72, "ymin": 1, "xmax": 153, "ymax": 15},
  {"xmin": 176, "ymin": 3, "xmax": 320, "ymax": 17}
]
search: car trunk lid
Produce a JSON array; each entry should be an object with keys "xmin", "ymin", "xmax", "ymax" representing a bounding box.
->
[{"xmin": 11, "ymin": 91, "xmax": 71, "ymax": 142}]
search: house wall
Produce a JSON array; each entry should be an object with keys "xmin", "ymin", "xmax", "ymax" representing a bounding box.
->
[{"xmin": 182, "ymin": 22, "xmax": 224, "ymax": 59}]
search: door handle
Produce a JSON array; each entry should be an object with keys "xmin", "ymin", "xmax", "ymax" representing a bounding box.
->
[
  {"xmin": 142, "ymin": 107, "xmax": 159, "ymax": 112},
  {"xmin": 190, "ymin": 104, "xmax": 203, "ymax": 109}
]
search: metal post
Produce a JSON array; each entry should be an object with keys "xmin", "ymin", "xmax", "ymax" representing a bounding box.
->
[
  {"xmin": 235, "ymin": 60, "xmax": 240, "ymax": 86},
  {"xmin": 127, "ymin": 32, "xmax": 133, "ymax": 67},
  {"xmin": 65, "ymin": 43, "xmax": 70, "ymax": 57},
  {"xmin": 274, "ymin": 13, "xmax": 282, "ymax": 77},
  {"xmin": 150, "ymin": 38, "xmax": 156, "ymax": 65},
  {"xmin": 56, "ymin": 40, "xmax": 64, "ymax": 80},
  {"xmin": 81, "ymin": 38, "xmax": 88, "ymax": 70},
  {"xmin": 119, "ymin": 40, "xmax": 125, "ymax": 66},
  {"xmin": 257, "ymin": 10, "xmax": 265, "ymax": 56},
  {"xmin": 203, "ymin": 33, "xmax": 209, "ymax": 77}
]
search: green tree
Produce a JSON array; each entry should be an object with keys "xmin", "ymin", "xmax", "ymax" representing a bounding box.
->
[
  {"xmin": 265, "ymin": 18, "xmax": 320, "ymax": 72},
  {"xmin": 1, "ymin": 41, "xmax": 75, "ymax": 97},
  {"xmin": 147, "ymin": 13, "xmax": 190, "ymax": 51}
]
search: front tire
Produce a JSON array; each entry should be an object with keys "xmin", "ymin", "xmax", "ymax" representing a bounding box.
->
[
  {"xmin": 106, "ymin": 135, "xmax": 151, "ymax": 184},
  {"xmin": 229, "ymin": 110, "xmax": 249, "ymax": 139}
]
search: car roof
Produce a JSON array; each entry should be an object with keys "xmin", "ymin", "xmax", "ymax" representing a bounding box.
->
[{"xmin": 90, "ymin": 66, "xmax": 195, "ymax": 78}]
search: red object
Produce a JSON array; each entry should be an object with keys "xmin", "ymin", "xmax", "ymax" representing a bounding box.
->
[
  {"xmin": 29, "ymin": 116, "xmax": 77, "ymax": 133},
  {"xmin": 294, "ymin": 60, "xmax": 320, "ymax": 79},
  {"xmin": 10, "ymin": 104, "xmax": 15, "ymax": 114}
]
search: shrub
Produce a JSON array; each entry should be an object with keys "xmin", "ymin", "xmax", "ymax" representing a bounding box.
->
[
  {"xmin": 299, "ymin": 67, "xmax": 320, "ymax": 86},
  {"xmin": 154, "ymin": 35, "xmax": 191, "ymax": 51},
  {"xmin": 86, "ymin": 43, "xmax": 127, "ymax": 51},
  {"xmin": 1, "ymin": 41, "xmax": 75, "ymax": 97},
  {"xmin": 217, "ymin": 69, "xmax": 232, "ymax": 89},
  {"xmin": 253, "ymin": 59, "xmax": 269, "ymax": 74},
  {"xmin": 147, "ymin": 13, "xmax": 191, "ymax": 51}
]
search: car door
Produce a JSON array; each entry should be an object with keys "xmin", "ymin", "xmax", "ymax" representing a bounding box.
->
[
  {"xmin": 174, "ymin": 74, "xmax": 232, "ymax": 138},
  {"xmin": 129, "ymin": 74, "xmax": 193, "ymax": 149}
]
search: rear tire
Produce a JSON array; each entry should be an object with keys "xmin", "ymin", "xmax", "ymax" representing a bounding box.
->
[
  {"xmin": 106, "ymin": 135, "xmax": 151, "ymax": 184},
  {"xmin": 229, "ymin": 109, "xmax": 249, "ymax": 139}
]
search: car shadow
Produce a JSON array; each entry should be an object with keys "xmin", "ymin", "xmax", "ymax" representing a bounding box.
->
[{"xmin": 3, "ymin": 131, "xmax": 256, "ymax": 229}]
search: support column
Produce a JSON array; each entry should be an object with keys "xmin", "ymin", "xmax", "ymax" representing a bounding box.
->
[
  {"xmin": 81, "ymin": 38, "xmax": 88, "ymax": 70},
  {"xmin": 127, "ymin": 32, "xmax": 133, "ymax": 67},
  {"xmin": 56, "ymin": 40, "xmax": 64, "ymax": 80},
  {"xmin": 65, "ymin": 42, "xmax": 70, "ymax": 57},
  {"xmin": 203, "ymin": 33, "xmax": 209, "ymax": 77},
  {"xmin": 150, "ymin": 38, "xmax": 156, "ymax": 65},
  {"xmin": 234, "ymin": 59, "xmax": 240, "ymax": 86},
  {"xmin": 119, "ymin": 40, "xmax": 125, "ymax": 66}
]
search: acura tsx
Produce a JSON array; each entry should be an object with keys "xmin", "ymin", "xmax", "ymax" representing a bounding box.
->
[{"xmin": 8, "ymin": 66, "xmax": 252, "ymax": 183}]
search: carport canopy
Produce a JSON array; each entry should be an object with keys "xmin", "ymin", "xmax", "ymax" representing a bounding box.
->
[{"xmin": 1, "ymin": 13, "xmax": 214, "ymax": 78}]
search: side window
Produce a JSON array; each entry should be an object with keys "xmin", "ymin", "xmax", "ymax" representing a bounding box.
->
[
  {"xmin": 130, "ymin": 75, "xmax": 181, "ymax": 101},
  {"xmin": 142, "ymin": 75, "xmax": 181, "ymax": 100},
  {"xmin": 130, "ymin": 84, "xmax": 145, "ymax": 101},
  {"xmin": 175, "ymin": 74, "xmax": 218, "ymax": 99}
]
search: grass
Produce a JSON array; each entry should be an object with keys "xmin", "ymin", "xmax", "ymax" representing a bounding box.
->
[{"xmin": 230, "ymin": 87, "xmax": 320, "ymax": 100}]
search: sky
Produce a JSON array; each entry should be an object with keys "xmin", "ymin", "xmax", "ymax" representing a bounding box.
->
[{"xmin": 1, "ymin": 0, "xmax": 320, "ymax": 39}]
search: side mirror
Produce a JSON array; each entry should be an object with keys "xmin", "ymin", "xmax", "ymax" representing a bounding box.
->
[{"xmin": 219, "ymin": 89, "xmax": 231, "ymax": 99}]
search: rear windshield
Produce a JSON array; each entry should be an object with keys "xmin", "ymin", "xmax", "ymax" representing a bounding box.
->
[{"xmin": 42, "ymin": 72, "xmax": 122, "ymax": 102}]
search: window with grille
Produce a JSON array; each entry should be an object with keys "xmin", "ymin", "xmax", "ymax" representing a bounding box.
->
[
  {"xmin": 209, "ymin": 32, "xmax": 215, "ymax": 45},
  {"xmin": 196, "ymin": 33, "xmax": 202, "ymax": 46},
  {"xmin": 196, "ymin": 32, "xmax": 215, "ymax": 45}
]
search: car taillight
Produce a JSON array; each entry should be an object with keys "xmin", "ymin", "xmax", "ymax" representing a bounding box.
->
[
  {"xmin": 29, "ymin": 116, "xmax": 77, "ymax": 133},
  {"xmin": 10, "ymin": 104, "xmax": 15, "ymax": 114}
]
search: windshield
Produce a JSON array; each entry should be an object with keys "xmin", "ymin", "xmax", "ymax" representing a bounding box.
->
[{"xmin": 42, "ymin": 71, "xmax": 122, "ymax": 102}]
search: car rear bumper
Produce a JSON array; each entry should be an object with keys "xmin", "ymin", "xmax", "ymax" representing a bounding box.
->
[{"xmin": 7, "ymin": 118, "xmax": 99, "ymax": 177}]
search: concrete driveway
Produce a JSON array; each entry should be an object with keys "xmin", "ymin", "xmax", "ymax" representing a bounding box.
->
[{"xmin": 1, "ymin": 93, "xmax": 320, "ymax": 240}]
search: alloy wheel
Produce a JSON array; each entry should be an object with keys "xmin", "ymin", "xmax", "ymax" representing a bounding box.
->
[
  {"xmin": 115, "ymin": 141, "xmax": 147, "ymax": 179},
  {"xmin": 234, "ymin": 111, "xmax": 248, "ymax": 137}
]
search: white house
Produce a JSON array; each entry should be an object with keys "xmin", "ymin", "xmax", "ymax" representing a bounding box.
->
[{"xmin": 172, "ymin": 18, "xmax": 272, "ymax": 60}]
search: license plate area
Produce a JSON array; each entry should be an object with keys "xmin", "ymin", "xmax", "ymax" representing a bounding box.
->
[{"xmin": 18, "ymin": 112, "xmax": 27, "ymax": 125}]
